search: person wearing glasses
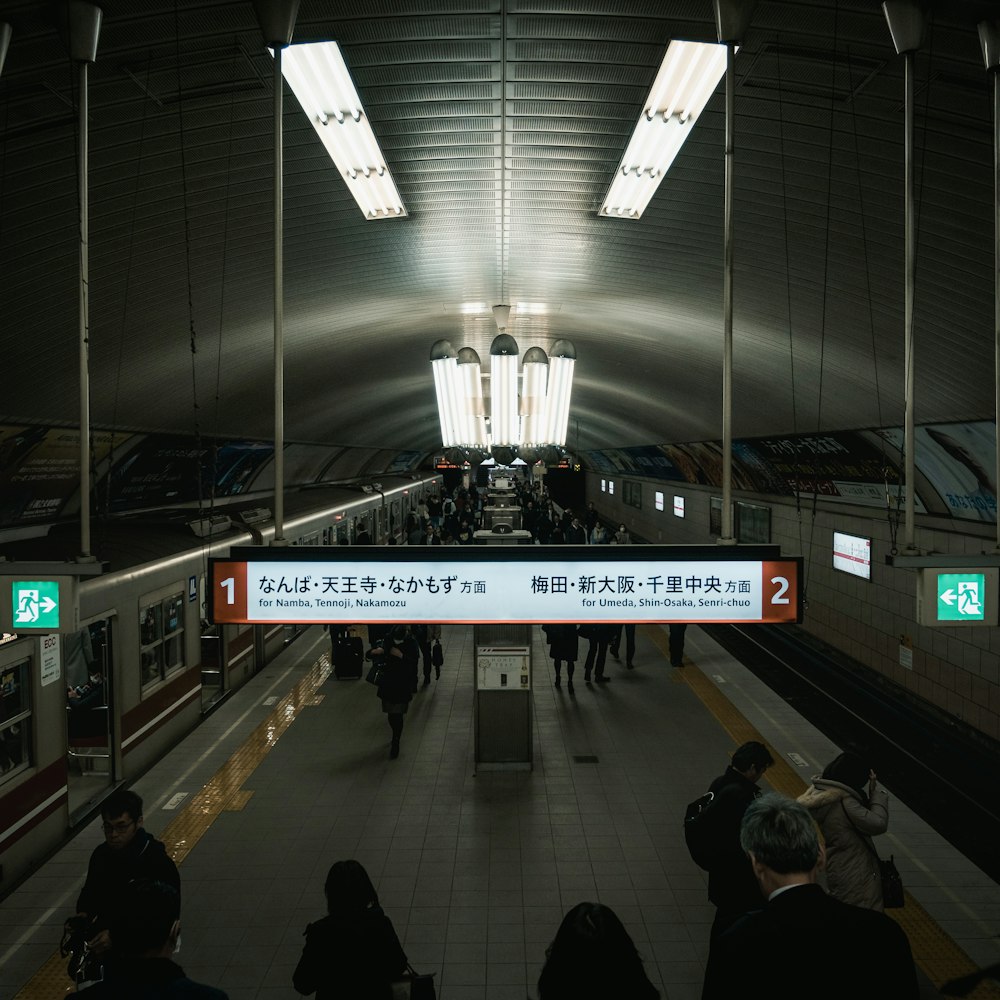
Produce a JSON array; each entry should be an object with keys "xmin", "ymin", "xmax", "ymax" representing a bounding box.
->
[{"xmin": 71, "ymin": 789, "xmax": 180, "ymax": 979}]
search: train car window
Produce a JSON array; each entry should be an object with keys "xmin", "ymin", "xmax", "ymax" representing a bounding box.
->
[
  {"xmin": 0, "ymin": 657, "xmax": 32, "ymax": 784},
  {"xmin": 140, "ymin": 591, "xmax": 185, "ymax": 690}
]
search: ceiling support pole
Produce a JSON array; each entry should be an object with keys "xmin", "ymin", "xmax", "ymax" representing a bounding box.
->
[
  {"xmin": 254, "ymin": 1, "xmax": 299, "ymax": 546},
  {"xmin": 979, "ymin": 19, "xmax": 1000, "ymax": 553},
  {"xmin": 59, "ymin": 2, "xmax": 102, "ymax": 562},
  {"xmin": 714, "ymin": 0, "xmax": 756, "ymax": 546},
  {"xmin": 883, "ymin": 0, "xmax": 926, "ymax": 554}
]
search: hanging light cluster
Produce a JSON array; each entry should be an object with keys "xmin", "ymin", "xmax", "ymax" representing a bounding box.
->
[{"xmin": 429, "ymin": 308, "xmax": 576, "ymax": 466}]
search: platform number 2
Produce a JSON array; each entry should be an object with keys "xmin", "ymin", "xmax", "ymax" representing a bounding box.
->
[{"xmin": 770, "ymin": 576, "xmax": 789, "ymax": 604}]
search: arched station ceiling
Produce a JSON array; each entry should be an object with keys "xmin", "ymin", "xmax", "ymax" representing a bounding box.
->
[{"xmin": 0, "ymin": 0, "xmax": 997, "ymax": 457}]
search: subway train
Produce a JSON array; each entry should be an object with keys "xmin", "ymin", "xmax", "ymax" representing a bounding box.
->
[{"xmin": 0, "ymin": 472, "xmax": 440, "ymax": 890}]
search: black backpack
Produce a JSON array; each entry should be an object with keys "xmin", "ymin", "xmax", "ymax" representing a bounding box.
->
[{"xmin": 683, "ymin": 790, "xmax": 724, "ymax": 870}]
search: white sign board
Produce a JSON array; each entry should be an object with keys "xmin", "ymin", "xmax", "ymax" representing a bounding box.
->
[
  {"xmin": 477, "ymin": 646, "xmax": 530, "ymax": 690},
  {"xmin": 40, "ymin": 633, "xmax": 61, "ymax": 687},
  {"xmin": 210, "ymin": 548, "xmax": 801, "ymax": 625},
  {"xmin": 832, "ymin": 531, "xmax": 871, "ymax": 580}
]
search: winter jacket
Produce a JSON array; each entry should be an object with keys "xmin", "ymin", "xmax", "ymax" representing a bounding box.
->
[
  {"xmin": 705, "ymin": 767, "xmax": 764, "ymax": 912},
  {"xmin": 542, "ymin": 624, "xmax": 579, "ymax": 661},
  {"xmin": 293, "ymin": 906, "xmax": 407, "ymax": 1000},
  {"xmin": 798, "ymin": 776, "xmax": 889, "ymax": 910},
  {"xmin": 77, "ymin": 830, "xmax": 181, "ymax": 932}
]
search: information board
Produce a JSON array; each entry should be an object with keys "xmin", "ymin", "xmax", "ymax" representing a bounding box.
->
[
  {"xmin": 208, "ymin": 546, "xmax": 802, "ymax": 625},
  {"xmin": 477, "ymin": 646, "xmax": 530, "ymax": 690}
]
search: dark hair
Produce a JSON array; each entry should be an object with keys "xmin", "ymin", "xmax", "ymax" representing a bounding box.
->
[
  {"xmin": 109, "ymin": 880, "xmax": 179, "ymax": 955},
  {"xmin": 822, "ymin": 751, "xmax": 869, "ymax": 796},
  {"xmin": 740, "ymin": 793, "xmax": 820, "ymax": 874},
  {"xmin": 101, "ymin": 788, "xmax": 143, "ymax": 823},
  {"xmin": 537, "ymin": 902, "xmax": 659, "ymax": 1000},
  {"xmin": 731, "ymin": 740, "xmax": 774, "ymax": 772},
  {"xmin": 324, "ymin": 860, "xmax": 380, "ymax": 918}
]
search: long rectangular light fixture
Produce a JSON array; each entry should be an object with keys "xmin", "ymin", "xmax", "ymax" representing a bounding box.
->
[
  {"xmin": 599, "ymin": 39, "xmax": 727, "ymax": 220},
  {"xmin": 276, "ymin": 41, "xmax": 406, "ymax": 220}
]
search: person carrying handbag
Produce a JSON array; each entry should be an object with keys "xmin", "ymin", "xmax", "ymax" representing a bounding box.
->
[
  {"xmin": 797, "ymin": 750, "xmax": 889, "ymax": 910},
  {"xmin": 368, "ymin": 626, "xmax": 418, "ymax": 760}
]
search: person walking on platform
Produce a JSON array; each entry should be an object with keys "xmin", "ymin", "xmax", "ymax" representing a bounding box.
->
[
  {"xmin": 609, "ymin": 624, "xmax": 636, "ymax": 670},
  {"xmin": 702, "ymin": 740, "xmax": 774, "ymax": 941},
  {"xmin": 589, "ymin": 522, "xmax": 609, "ymax": 545},
  {"xmin": 293, "ymin": 859, "xmax": 407, "ymax": 1000},
  {"xmin": 668, "ymin": 622, "xmax": 688, "ymax": 667},
  {"xmin": 612, "ymin": 523, "xmax": 631, "ymax": 544},
  {"xmin": 368, "ymin": 626, "xmax": 418, "ymax": 759},
  {"xmin": 542, "ymin": 623, "xmax": 579, "ymax": 692},
  {"xmin": 565, "ymin": 517, "xmax": 586, "ymax": 545},
  {"xmin": 580, "ymin": 623, "xmax": 613, "ymax": 684},
  {"xmin": 701, "ymin": 793, "xmax": 918, "ymax": 1000},
  {"xmin": 797, "ymin": 750, "xmax": 889, "ymax": 910},
  {"xmin": 71, "ymin": 789, "xmax": 180, "ymax": 980}
]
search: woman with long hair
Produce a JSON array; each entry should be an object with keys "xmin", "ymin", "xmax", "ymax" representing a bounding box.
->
[
  {"xmin": 798, "ymin": 750, "xmax": 889, "ymax": 909},
  {"xmin": 293, "ymin": 860, "xmax": 407, "ymax": 1000},
  {"xmin": 537, "ymin": 902, "xmax": 659, "ymax": 1000}
]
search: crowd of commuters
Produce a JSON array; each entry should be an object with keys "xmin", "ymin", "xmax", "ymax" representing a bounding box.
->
[{"xmin": 67, "ymin": 752, "xmax": 921, "ymax": 999}]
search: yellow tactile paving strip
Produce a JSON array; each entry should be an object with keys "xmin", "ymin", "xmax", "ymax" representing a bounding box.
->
[
  {"xmin": 14, "ymin": 654, "xmax": 331, "ymax": 1000},
  {"xmin": 642, "ymin": 623, "xmax": 1000, "ymax": 999}
]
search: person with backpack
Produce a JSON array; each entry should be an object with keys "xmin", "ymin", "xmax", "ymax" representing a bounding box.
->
[{"xmin": 691, "ymin": 740, "xmax": 774, "ymax": 942}]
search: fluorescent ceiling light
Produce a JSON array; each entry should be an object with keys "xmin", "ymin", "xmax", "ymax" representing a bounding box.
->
[
  {"xmin": 599, "ymin": 40, "xmax": 728, "ymax": 220},
  {"xmin": 516, "ymin": 302, "xmax": 548, "ymax": 315},
  {"xmin": 275, "ymin": 41, "xmax": 406, "ymax": 220}
]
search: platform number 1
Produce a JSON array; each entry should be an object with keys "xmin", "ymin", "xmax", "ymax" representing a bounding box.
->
[{"xmin": 220, "ymin": 577, "xmax": 235, "ymax": 604}]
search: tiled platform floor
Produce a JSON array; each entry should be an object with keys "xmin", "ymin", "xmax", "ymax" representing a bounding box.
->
[{"xmin": 4, "ymin": 622, "xmax": 999, "ymax": 999}]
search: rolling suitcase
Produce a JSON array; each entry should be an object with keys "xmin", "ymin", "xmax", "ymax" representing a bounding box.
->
[{"xmin": 332, "ymin": 633, "xmax": 364, "ymax": 679}]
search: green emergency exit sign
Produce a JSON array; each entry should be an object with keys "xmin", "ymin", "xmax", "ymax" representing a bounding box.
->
[
  {"xmin": 936, "ymin": 573, "xmax": 985, "ymax": 622},
  {"xmin": 916, "ymin": 567, "xmax": 998, "ymax": 627},
  {"xmin": 10, "ymin": 580, "xmax": 62, "ymax": 630}
]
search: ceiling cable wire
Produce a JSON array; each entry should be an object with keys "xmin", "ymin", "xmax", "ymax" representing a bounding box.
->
[
  {"xmin": 774, "ymin": 32, "xmax": 810, "ymax": 586},
  {"xmin": 200, "ymin": 42, "xmax": 241, "ymax": 574},
  {"xmin": 801, "ymin": 0, "xmax": 842, "ymax": 601},
  {"xmin": 845, "ymin": 43, "xmax": 903, "ymax": 548},
  {"xmin": 173, "ymin": 1, "xmax": 205, "ymax": 523},
  {"xmin": 105, "ymin": 51, "xmax": 154, "ymax": 522}
]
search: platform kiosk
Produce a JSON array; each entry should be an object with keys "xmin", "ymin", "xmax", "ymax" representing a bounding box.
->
[{"xmin": 474, "ymin": 623, "xmax": 532, "ymax": 772}]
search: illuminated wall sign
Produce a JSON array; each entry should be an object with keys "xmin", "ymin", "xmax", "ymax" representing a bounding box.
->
[
  {"xmin": 673, "ymin": 496, "xmax": 685, "ymax": 518},
  {"xmin": 0, "ymin": 576, "xmax": 79, "ymax": 634},
  {"xmin": 655, "ymin": 491, "xmax": 664, "ymax": 511},
  {"xmin": 916, "ymin": 567, "xmax": 998, "ymax": 627},
  {"xmin": 832, "ymin": 531, "xmax": 871, "ymax": 580},
  {"xmin": 210, "ymin": 546, "xmax": 802, "ymax": 625}
]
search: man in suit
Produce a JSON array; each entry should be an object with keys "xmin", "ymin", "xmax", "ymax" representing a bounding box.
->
[{"xmin": 702, "ymin": 792, "xmax": 918, "ymax": 1000}]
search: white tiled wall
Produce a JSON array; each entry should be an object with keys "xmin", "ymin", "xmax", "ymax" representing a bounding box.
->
[{"xmin": 589, "ymin": 473, "xmax": 1000, "ymax": 742}]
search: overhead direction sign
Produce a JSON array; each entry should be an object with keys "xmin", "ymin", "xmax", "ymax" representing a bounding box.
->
[{"xmin": 209, "ymin": 545, "xmax": 803, "ymax": 626}]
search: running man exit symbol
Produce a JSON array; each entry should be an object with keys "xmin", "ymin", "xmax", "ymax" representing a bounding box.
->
[
  {"xmin": 937, "ymin": 573, "xmax": 985, "ymax": 622},
  {"xmin": 11, "ymin": 580, "xmax": 60, "ymax": 629}
]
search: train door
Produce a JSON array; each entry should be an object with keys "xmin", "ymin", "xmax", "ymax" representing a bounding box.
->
[
  {"xmin": 199, "ymin": 573, "xmax": 225, "ymax": 711},
  {"xmin": 66, "ymin": 617, "xmax": 115, "ymax": 818}
]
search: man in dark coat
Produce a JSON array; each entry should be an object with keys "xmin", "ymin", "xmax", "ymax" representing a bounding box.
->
[
  {"xmin": 702, "ymin": 793, "xmax": 918, "ymax": 1000},
  {"xmin": 77, "ymin": 880, "xmax": 226, "ymax": 999},
  {"xmin": 74, "ymin": 789, "xmax": 181, "ymax": 968},
  {"xmin": 705, "ymin": 740, "xmax": 774, "ymax": 940}
]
